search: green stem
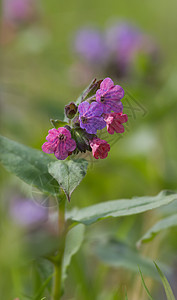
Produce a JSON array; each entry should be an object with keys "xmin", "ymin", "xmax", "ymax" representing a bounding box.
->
[{"xmin": 51, "ymin": 193, "xmax": 67, "ymax": 300}]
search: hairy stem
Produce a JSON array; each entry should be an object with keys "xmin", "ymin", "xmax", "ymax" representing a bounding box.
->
[{"xmin": 51, "ymin": 193, "xmax": 66, "ymax": 300}]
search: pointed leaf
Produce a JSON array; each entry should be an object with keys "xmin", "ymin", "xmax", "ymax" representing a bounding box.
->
[
  {"xmin": 137, "ymin": 213, "xmax": 177, "ymax": 246},
  {"xmin": 124, "ymin": 287, "xmax": 128, "ymax": 300},
  {"xmin": 50, "ymin": 119, "xmax": 68, "ymax": 129},
  {"xmin": 48, "ymin": 159, "xmax": 88, "ymax": 201},
  {"xmin": 154, "ymin": 262, "xmax": 175, "ymax": 300},
  {"xmin": 94, "ymin": 240, "xmax": 169, "ymax": 280},
  {"xmin": 66, "ymin": 191, "xmax": 177, "ymax": 225},
  {"xmin": 0, "ymin": 135, "xmax": 58, "ymax": 195},
  {"xmin": 139, "ymin": 267, "xmax": 155, "ymax": 300},
  {"xmin": 76, "ymin": 78, "xmax": 102, "ymax": 105},
  {"xmin": 62, "ymin": 224, "xmax": 85, "ymax": 283}
]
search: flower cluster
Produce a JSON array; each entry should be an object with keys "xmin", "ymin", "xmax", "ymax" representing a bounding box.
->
[
  {"xmin": 42, "ymin": 77, "xmax": 128, "ymax": 160},
  {"xmin": 72, "ymin": 22, "xmax": 159, "ymax": 81}
]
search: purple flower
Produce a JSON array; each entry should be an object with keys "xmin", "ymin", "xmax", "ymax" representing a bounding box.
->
[
  {"xmin": 10, "ymin": 199, "xmax": 47, "ymax": 227},
  {"xmin": 96, "ymin": 77, "xmax": 124, "ymax": 113},
  {"xmin": 106, "ymin": 22, "xmax": 158, "ymax": 73},
  {"xmin": 74, "ymin": 28, "xmax": 108, "ymax": 63},
  {"xmin": 42, "ymin": 127, "xmax": 76, "ymax": 160},
  {"xmin": 78, "ymin": 101, "xmax": 106, "ymax": 134}
]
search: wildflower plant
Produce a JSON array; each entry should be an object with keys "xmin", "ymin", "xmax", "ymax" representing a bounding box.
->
[
  {"xmin": 42, "ymin": 77, "xmax": 127, "ymax": 161},
  {"xmin": 0, "ymin": 77, "xmax": 177, "ymax": 300}
]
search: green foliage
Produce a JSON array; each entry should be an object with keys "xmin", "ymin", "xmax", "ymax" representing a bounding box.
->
[
  {"xmin": 76, "ymin": 78, "xmax": 102, "ymax": 105},
  {"xmin": 94, "ymin": 240, "xmax": 169, "ymax": 280},
  {"xmin": 124, "ymin": 288, "xmax": 128, "ymax": 300},
  {"xmin": 62, "ymin": 224, "xmax": 85, "ymax": 283},
  {"xmin": 140, "ymin": 264, "xmax": 176, "ymax": 300},
  {"xmin": 0, "ymin": 135, "xmax": 59, "ymax": 195},
  {"xmin": 48, "ymin": 159, "xmax": 88, "ymax": 201},
  {"xmin": 50, "ymin": 119, "xmax": 68, "ymax": 129},
  {"xmin": 67, "ymin": 191, "xmax": 177, "ymax": 225},
  {"xmin": 137, "ymin": 213, "xmax": 177, "ymax": 246},
  {"xmin": 154, "ymin": 262, "xmax": 175, "ymax": 300},
  {"xmin": 33, "ymin": 273, "xmax": 53, "ymax": 300},
  {"xmin": 139, "ymin": 268, "xmax": 155, "ymax": 300}
]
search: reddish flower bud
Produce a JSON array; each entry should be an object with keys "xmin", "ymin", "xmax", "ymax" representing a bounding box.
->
[{"xmin": 90, "ymin": 137, "xmax": 110, "ymax": 159}]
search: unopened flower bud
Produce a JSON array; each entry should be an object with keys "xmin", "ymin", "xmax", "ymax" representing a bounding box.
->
[{"xmin": 65, "ymin": 102, "xmax": 78, "ymax": 119}]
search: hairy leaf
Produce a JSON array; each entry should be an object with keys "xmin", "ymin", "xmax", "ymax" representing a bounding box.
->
[
  {"xmin": 48, "ymin": 159, "xmax": 88, "ymax": 201},
  {"xmin": 137, "ymin": 213, "xmax": 177, "ymax": 246},
  {"xmin": 0, "ymin": 135, "xmax": 58, "ymax": 195},
  {"xmin": 50, "ymin": 119, "xmax": 68, "ymax": 129},
  {"xmin": 62, "ymin": 224, "xmax": 85, "ymax": 283},
  {"xmin": 66, "ymin": 191, "xmax": 177, "ymax": 225},
  {"xmin": 94, "ymin": 240, "xmax": 169, "ymax": 280}
]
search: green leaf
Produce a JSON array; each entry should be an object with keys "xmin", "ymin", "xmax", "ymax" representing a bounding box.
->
[
  {"xmin": 0, "ymin": 135, "xmax": 58, "ymax": 195},
  {"xmin": 139, "ymin": 267, "xmax": 155, "ymax": 300},
  {"xmin": 76, "ymin": 78, "xmax": 102, "ymax": 105},
  {"xmin": 154, "ymin": 262, "xmax": 175, "ymax": 300},
  {"xmin": 62, "ymin": 224, "xmax": 85, "ymax": 283},
  {"xmin": 137, "ymin": 213, "xmax": 177, "ymax": 246},
  {"xmin": 66, "ymin": 191, "xmax": 177, "ymax": 225},
  {"xmin": 34, "ymin": 273, "xmax": 53, "ymax": 300},
  {"xmin": 48, "ymin": 159, "xmax": 88, "ymax": 201},
  {"xmin": 94, "ymin": 240, "xmax": 169, "ymax": 280},
  {"xmin": 124, "ymin": 287, "xmax": 128, "ymax": 300},
  {"xmin": 50, "ymin": 119, "xmax": 68, "ymax": 128}
]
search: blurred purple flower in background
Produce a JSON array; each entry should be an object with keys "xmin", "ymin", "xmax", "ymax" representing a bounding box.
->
[
  {"xmin": 2, "ymin": 0, "xmax": 36, "ymax": 24},
  {"xmin": 10, "ymin": 199, "xmax": 48, "ymax": 227},
  {"xmin": 71, "ymin": 21, "xmax": 159, "ymax": 82},
  {"xmin": 74, "ymin": 27, "xmax": 108, "ymax": 64},
  {"xmin": 106, "ymin": 22, "xmax": 158, "ymax": 73},
  {"xmin": 106, "ymin": 23, "xmax": 142, "ymax": 65}
]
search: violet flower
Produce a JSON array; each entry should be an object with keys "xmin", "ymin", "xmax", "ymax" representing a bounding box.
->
[
  {"xmin": 42, "ymin": 127, "xmax": 76, "ymax": 160},
  {"xmin": 74, "ymin": 28, "xmax": 108, "ymax": 64},
  {"xmin": 10, "ymin": 199, "xmax": 47, "ymax": 227},
  {"xmin": 106, "ymin": 22, "xmax": 158, "ymax": 72},
  {"xmin": 78, "ymin": 101, "xmax": 106, "ymax": 135},
  {"xmin": 96, "ymin": 77, "xmax": 124, "ymax": 113}
]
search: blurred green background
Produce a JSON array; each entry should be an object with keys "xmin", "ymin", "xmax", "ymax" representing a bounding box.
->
[{"xmin": 1, "ymin": 0, "xmax": 177, "ymax": 299}]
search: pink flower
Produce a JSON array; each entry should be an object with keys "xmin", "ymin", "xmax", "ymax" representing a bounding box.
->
[
  {"xmin": 3, "ymin": 0, "xmax": 34, "ymax": 23},
  {"xmin": 96, "ymin": 77, "xmax": 124, "ymax": 113},
  {"xmin": 104, "ymin": 112, "xmax": 128, "ymax": 134},
  {"xmin": 90, "ymin": 137, "xmax": 110, "ymax": 159},
  {"xmin": 42, "ymin": 127, "xmax": 76, "ymax": 160}
]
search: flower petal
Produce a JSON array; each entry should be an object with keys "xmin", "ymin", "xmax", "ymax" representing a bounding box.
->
[
  {"xmin": 42, "ymin": 141, "xmax": 57, "ymax": 154},
  {"xmin": 57, "ymin": 127, "xmax": 71, "ymax": 139},
  {"xmin": 54, "ymin": 142, "xmax": 68, "ymax": 160},
  {"xmin": 65, "ymin": 138, "xmax": 76, "ymax": 152},
  {"xmin": 46, "ymin": 128, "xmax": 59, "ymax": 142},
  {"xmin": 85, "ymin": 101, "xmax": 103, "ymax": 117},
  {"xmin": 100, "ymin": 77, "xmax": 114, "ymax": 91},
  {"xmin": 78, "ymin": 101, "xmax": 90, "ymax": 115}
]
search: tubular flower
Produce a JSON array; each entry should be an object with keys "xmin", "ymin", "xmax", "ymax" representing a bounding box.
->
[
  {"xmin": 42, "ymin": 127, "xmax": 76, "ymax": 160},
  {"xmin": 104, "ymin": 112, "xmax": 128, "ymax": 134},
  {"xmin": 96, "ymin": 77, "xmax": 124, "ymax": 113},
  {"xmin": 42, "ymin": 77, "xmax": 127, "ymax": 160},
  {"xmin": 90, "ymin": 137, "xmax": 110, "ymax": 159},
  {"xmin": 78, "ymin": 101, "xmax": 106, "ymax": 134}
]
